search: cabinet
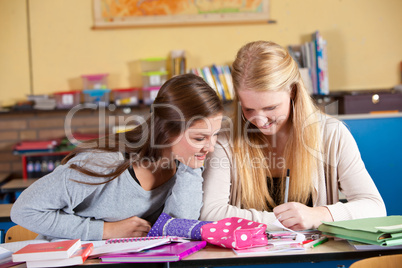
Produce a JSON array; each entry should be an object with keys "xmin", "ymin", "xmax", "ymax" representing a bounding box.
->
[
  {"xmin": 340, "ymin": 92, "xmax": 402, "ymax": 114},
  {"xmin": 315, "ymin": 90, "xmax": 402, "ymax": 115},
  {"xmin": 340, "ymin": 113, "xmax": 402, "ymax": 216}
]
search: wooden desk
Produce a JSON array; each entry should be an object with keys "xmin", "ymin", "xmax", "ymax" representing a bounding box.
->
[
  {"xmin": 0, "ymin": 179, "xmax": 36, "ymax": 194},
  {"xmin": 82, "ymin": 239, "xmax": 402, "ymax": 267},
  {"xmin": 176, "ymin": 239, "xmax": 402, "ymax": 267},
  {"xmin": 0, "ymin": 173, "xmax": 11, "ymax": 184}
]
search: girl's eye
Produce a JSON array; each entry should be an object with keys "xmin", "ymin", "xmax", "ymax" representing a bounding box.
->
[
  {"xmin": 194, "ymin": 137, "xmax": 205, "ymax": 142},
  {"xmin": 264, "ymin": 106, "xmax": 277, "ymax": 111}
]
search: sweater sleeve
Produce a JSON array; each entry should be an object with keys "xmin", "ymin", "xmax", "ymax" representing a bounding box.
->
[
  {"xmin": 162, "ymin": 162, "xmax": 204, "ymax": 220},
  {"xmin": 200, "ymin": 140, "xmax": 280, "ymax": 230},
  {"xmin": 10, "ymin": 152, "xmax": 120, "ymax": 241},
  {"xmin": 325, "ymin": 121, "xmax": 387, "ymax": 221}
]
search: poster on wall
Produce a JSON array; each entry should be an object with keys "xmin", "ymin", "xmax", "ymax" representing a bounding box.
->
[{"xmin": 92, "ymin": 0, "xmax": 270, "ymax": 28}]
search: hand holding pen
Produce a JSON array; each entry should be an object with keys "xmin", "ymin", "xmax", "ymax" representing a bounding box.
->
[
  {"xmin": 274, "ymin": 202, "xmax": 333, "ymax": 231},
  {"xmin": 274, "ymin": 169, "xmax": 333, "ymax": 230}
]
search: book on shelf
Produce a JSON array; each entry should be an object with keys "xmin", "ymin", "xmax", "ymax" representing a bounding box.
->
[
  {"xmin": 318, "ymin": 216, "xmax": 402, "ymax": 247},
  {"xmin": 12, "ymin": 239, "xmax": 81, "ymax": 262},
  {"xmin": 190, "ymin": 67, "xmax": 200, "ymax": 77},
  {"xmin": 299, "ymin": 68, "xmax": 313, "ymax": 95},
  {"xmin": 100, "ymin": 240, "xmax": 206, "ymax": 263},
  {"xmin": 216, "ymin": 66, "xmax": 230, "ymax": 99},
  {"xmin": 170, "ymin": 50, "xmax": 186, "ymax": 76},
  {"xmin": 287, "ymin": 44, "xmax": 304, "ymax": 68},
  {"xmin": 221, "ymin": 65, "xmax": 234, "ymax": 100},
  {"xmin": 14, "ymin": 139, "xmax": 60, "ymax": 150},
  {"xmin": 190, "ymin": 65, "xmax": 234, "ymax": 101},
  {"xmin": 308, "ymin": 41, "xmax": 318, "ymax": 94},
  {"xmin": 287, "ymin": 31, "xmax": 329, "ymax": 95},
  {"xmin": 210, "ymin": 65, "xmax": 227, "ymax": 101},
  {"xmin": 313, "ymin": 31, "xmax": 329, "ymax": 95},
  {"xmin": 201, "ymin": 66, "xmax": 221, "ymax": 99},
  {"xmin": 90, "ymin": 236, "xmax": 183, "ymax": 256},
  {"xmin": 26, "ymin": 243, "xmax": 93, "ymax": 268},
  {"xmin": 13, "ymin": 139, "xmax": 62, "ymax": 154}
]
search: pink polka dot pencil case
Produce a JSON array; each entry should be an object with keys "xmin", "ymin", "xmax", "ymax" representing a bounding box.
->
[{"xmin": 201, "ymin": 217, "xmax": 268, "ymax": 249}]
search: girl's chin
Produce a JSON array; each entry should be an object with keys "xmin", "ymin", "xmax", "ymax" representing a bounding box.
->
[
  {"xmin": 259, "ymin": 128, "xmax": 277, "ymax": 135},
  {"xmin": 191, "ymin": 159, "xmax": 205, "ymax": 169}
]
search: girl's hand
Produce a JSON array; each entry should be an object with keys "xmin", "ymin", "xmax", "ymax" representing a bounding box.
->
[
  {"xmin": 273, "ymin": 202, "xmax": 333, "ymax": 230},
  {"xmin": 103, "ymin": 216, "xmax": 152, "ymax": 239}
]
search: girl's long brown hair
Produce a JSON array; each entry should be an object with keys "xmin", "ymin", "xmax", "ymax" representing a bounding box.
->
[{"xmin": 62, "ymin": 73, "xmax": 223, "ymax": 184}]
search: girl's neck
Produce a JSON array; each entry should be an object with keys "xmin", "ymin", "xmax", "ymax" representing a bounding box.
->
[
  {"xmin": 133, "ymin": 159, "xmax": 176, "ymax": 191},
  {"xmin": 144, "ymin": 158, "xmax": 176, "ymax": 174}
]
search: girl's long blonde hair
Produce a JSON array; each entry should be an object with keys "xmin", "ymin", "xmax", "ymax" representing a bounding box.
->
[{"xmin": 231, "ymin": 41, "xmax": 320, "ymax": 211}]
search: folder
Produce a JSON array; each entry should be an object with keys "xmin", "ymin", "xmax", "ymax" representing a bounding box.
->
[{"xmin": 318, "ymin": 216, "xmax": 402, "ymax": 246}]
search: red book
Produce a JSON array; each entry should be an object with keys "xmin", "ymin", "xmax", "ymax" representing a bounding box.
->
[
  {"xmin": 12, "ymin": 239, "xmax": 81, "ymax": 262},
  {"xmin": 14, "ymin": 140, "xmax": 59, "ymax": 150},
  {"xmin": 100, "ymin": 241, "xmax": 206, "ymax": 263},
  {"xmin": 25, "ymin": 243, "xmax": 93, "ymax": 268}
]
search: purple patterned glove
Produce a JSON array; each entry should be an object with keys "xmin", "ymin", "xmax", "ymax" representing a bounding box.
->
[{"xmin": 147, "ymin": 213, "xmax": 212, "ymax": 240}]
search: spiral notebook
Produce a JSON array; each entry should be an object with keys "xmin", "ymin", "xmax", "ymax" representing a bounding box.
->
[
  {"xmin": 90, "ymin": 236, "xmax": 183, "ymax": 256},
  {"xmin": 100, "ymin": 241, "xmax": 207, "ymax": 263}
]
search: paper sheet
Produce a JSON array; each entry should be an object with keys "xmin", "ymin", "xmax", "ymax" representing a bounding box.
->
[{"xmin": 272, "ymin": 218, "xmax": 306, "ymax": 242}]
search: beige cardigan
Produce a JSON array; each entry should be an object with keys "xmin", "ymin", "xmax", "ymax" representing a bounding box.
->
[{"xmin": 200, "ymin": 114, "xmax": 386, "ymax": 230}]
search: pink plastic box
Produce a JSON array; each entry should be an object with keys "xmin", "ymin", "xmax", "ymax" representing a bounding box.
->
[{"xmin": 81, "ymin": 73, "xmax": 109, "ymax": 90}]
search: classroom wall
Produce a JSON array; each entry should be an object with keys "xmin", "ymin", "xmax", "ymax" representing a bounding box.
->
[{"xmin": 1, "ymin": 0, "xmax": 402, "ymax": 105}]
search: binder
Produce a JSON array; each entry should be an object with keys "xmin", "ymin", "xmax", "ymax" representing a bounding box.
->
[{"xmin": 318, "ymin": 216, "xmax": 402, "ymax": 246}]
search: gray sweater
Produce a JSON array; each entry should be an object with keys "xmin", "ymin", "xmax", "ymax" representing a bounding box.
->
[{"xmin": 11, "ymin": 151, "xmax": 204, "ymax": 241}]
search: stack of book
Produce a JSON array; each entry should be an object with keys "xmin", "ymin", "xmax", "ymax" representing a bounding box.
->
[
  {"xmin": 0, "ymin": 247, "xmax": 13, "ymax": 266},
  {"xmin": 318, "ymin": 216, "xmax": 402, "ymax": 247},
  {"xmin": 11, "ymin": 239, "xmax": 93, "ymax": 267},
  {"xmin": 288, "ymin": 30, "xmax": 329, "ymax": 95},
  {"xmin": 13, "ymin": 139, "xmax": 61, "ymax": 154}
]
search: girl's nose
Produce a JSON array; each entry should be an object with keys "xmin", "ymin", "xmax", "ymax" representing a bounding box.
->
[
  {"xmin": 203, "ymin": 140, "xmax": 215, "ymax": 153},
  {"xmin": 255, "ymin": 116, "xmax": 268, "ymax": 127}
]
